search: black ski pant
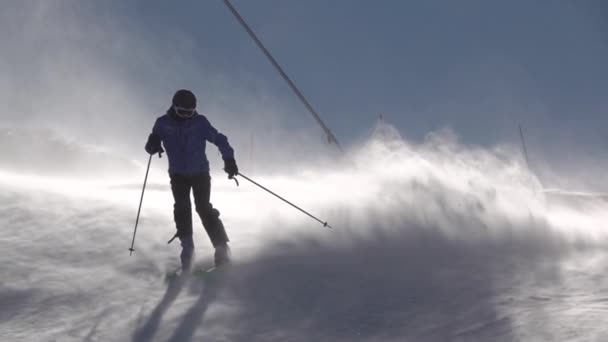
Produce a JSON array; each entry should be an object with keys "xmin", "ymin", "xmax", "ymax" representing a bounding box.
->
[{"xmin": 170, "ymin": 173, "xmax": 229, "ymax": 248}]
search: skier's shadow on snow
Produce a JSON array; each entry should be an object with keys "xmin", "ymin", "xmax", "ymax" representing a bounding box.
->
[
  {"xmin": 131, "ymin": 276, "xmax": 188, "ymax": 342},
  {"xmin": 166, "ymin": 274, "xmax": 224, "ymax": 342}
]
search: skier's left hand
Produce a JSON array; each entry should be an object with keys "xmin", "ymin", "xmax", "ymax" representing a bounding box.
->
[{"xmin": 224, "ymin": 159, "xmax": 238, "ymax": 179}]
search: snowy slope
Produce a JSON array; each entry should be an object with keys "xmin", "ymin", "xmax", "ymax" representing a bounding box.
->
[{"xmin": 2, "ymin": 132, "xmax": 608, "ymax": 342}]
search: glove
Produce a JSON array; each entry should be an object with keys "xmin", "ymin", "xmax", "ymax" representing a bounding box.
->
[
  {"xmin": 145, "ymin": 133, "xmax": 164, "ymax": 155},
  {"xmin": 223, "ymin": 158, "xmax": 238, "ymax": 179}
]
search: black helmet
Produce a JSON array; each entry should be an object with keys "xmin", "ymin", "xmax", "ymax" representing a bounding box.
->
[{"xmin": 172, "ymin": 89, "xmax": 197, "ymax": 118}]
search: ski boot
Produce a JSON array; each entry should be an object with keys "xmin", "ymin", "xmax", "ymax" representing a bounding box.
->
[
  {"xmin": 180, "ymin": 235, "xmax": 195, "ymax": 272},
  {"xmin": 214, "ymin": 244, "xmax": 231, "ymax": 267}
]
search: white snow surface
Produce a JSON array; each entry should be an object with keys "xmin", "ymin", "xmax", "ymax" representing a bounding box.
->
[{"xmin": 2, "ymin": 129, "xmax": 608, "ymax": 342}]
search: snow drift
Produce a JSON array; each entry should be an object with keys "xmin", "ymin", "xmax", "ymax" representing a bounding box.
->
[{"xmin": 2, "ymin": 126, "xmax": 608, "ymax": 341}]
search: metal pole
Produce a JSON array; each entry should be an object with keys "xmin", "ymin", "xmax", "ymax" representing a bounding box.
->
[
  {"xmin": 129, "ymin": 154, "xmax": 153, "ymax": 255},
  {"xmin": 222, "ymin": 0, "xmax": 342, "ymax": 151},
  {"xmin": 237, "ymin": 172, "xmax": 332, "ymax": 228},
  {"xmin": 518, "ymin": 124, "xmax": 531, "ymax": 170}
]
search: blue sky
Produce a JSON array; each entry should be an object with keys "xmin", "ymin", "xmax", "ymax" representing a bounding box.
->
[
  {"xmin": 118, "ymin": 1, "xmax": 607, "ymax": 151},
  {"xmin": 1, "ymin": 1, "xmax": 607, "ymax": 162}
]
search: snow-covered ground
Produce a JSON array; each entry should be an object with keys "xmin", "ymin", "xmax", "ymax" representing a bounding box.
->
[{"xmin": 2, "ymin": 129, "xmax": 608, "ymax": 342}]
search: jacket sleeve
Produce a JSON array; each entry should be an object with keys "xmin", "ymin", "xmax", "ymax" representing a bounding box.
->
[
  {"xmin": 202, "ymin": 117, "xmax": 234, "ymax": 160},
  {"xmin": 145, "ymin": 118, "xmax": 163, "ymax": 154}
]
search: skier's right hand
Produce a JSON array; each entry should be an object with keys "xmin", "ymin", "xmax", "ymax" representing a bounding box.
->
[{"xmin": 145, "ymin": 133, "xmax": 164, "ymax": 156}]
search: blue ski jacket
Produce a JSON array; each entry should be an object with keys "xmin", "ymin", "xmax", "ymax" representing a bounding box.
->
[{"xmin": 150, "ymin": 110, "xmax": 234, "ymax": 176}]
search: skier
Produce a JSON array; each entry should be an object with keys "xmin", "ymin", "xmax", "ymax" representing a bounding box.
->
[{"xmin": 145, "ymin": 89, "xmax": 238, "ymax": 270}]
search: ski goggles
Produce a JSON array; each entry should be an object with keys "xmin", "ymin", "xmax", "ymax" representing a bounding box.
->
[{"xmin": 173, "ymin": 105, "xmax": 196, "ymax": 118}]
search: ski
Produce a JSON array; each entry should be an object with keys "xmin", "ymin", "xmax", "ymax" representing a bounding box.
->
[
  {"xmin": 193, "ymin": 263, "xmax": 231, "ymax": 279},
  {"xmin": 165, "ymin": 262, "xmax": 230, "ymax": 283}
]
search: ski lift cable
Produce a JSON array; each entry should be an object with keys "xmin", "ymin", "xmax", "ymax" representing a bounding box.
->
[{"xmin": 222, "ymin": 0, "xmax": 343, "ymax": 152}]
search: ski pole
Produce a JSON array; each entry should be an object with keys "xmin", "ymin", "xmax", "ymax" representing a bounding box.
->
[
  {"xmin": 237, "ymin": 172, "xmax": 332, "ymax": 228},
  {"xmin": 129, "ymin": 154, "xmax": 153, "ymax": 255}
]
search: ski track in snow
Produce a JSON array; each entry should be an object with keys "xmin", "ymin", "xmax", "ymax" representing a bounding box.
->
[{"xmin": 2, "ymin": 138, "xmax": 608, "ymax": 341}]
